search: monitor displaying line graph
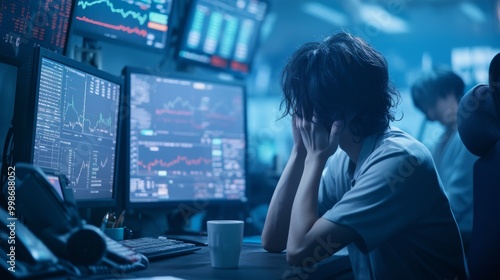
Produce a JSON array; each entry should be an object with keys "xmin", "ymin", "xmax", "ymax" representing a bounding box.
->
[
  {"xmin": 71, "ymin": 0, "xmax": 173, "ymax": 51},
  {"xmin": 124, "ymin": 67, "xmax": 247, "ymax": 207},
  {"xmin": 27, "ymin": 47, "xmax": 122, "ymax": 205},
  {"xmin": 62, "ymin": 77, "xmax": 117, "ymax": 138}
]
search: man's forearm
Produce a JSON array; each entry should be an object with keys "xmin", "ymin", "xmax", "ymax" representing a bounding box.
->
[
  {"xmin": 261, "ymin": 149, "xmax": 305, "ymax": 252},
  {"xmin": 287, "ymin": 157, "xmax": 325, "ymax": 254}
]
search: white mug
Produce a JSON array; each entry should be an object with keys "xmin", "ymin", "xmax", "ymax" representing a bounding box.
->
[{"xmin": 207, "ymin": 220, "xmax": 244, "ymax": 268}]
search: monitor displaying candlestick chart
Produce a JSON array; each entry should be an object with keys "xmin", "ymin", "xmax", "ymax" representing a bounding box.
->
[
  {"xmin": 13, "ymin": 46, "xmax": 122, "ymax": 207},
  {"xmin": 71, "ymin": 0, "xmax": 173, "ymax": 51},
  {"xmin": 123, "ymin": 67, "xmax": 247, "ymax": 208}
]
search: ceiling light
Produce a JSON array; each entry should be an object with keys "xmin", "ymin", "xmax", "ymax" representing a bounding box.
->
[
  {"xmin": 302, "ymin": 2, "xmax": 348, "ymax": 26},
  {"xmin": 358, "ymin": 4, "xmax": 409, "ymax": 34},
  {"xmin": 460, "ymin": 2, "xmax": 486, "ymax": 22}
]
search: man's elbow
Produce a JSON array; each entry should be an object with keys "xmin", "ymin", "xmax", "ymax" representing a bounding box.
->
[
  {"xmin": 261, "ymin": 238, "xmax": 286, "ymax": 253},
  {"xmin": 286, "ymin": 252, "xmax": 300, "ymax": 266},
  {"xmin": 285, "ymin": 244, "xmax": 334, "ymax": 266},
  {"xmin": 286, "ymin": 248, "xmax": 308, "ymax": 266}
]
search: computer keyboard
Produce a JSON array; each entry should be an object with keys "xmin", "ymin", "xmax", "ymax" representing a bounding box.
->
[
  {"xmin": 97, "ymin": 235, "xmax": 149, "ymax": 273},
  {"xmin": 118, "ymin": 237, "xmax": 201, "ymax": 261}
]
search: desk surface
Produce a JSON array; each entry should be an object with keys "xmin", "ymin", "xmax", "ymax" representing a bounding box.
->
[{"xmin": 125, "ymin": 243, "xmax": 352, "ymax": 280}]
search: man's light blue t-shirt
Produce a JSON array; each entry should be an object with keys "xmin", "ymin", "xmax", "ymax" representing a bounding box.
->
[{"xmin": 319, "ymin": 127, "xmax": 468, "ymax": 279}]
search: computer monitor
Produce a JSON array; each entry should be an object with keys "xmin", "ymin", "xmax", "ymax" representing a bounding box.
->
[
  {"xmin": 0, "ymin": 0, "xmax": 73, "ymax": 60},
  {"xmin": 177, "ymin": 0, "xmax": 268, "ymax": 75},
  {"xmin": 71, "ymin": 0, "xmax": 174, "ymax": 51},
  {"xmin": 123, "ymin": 67, "xmax": 247, "ymax": 208},
  {"xmin": 12, "ymin": 46, "xmax": 123, "ymax": 208}
]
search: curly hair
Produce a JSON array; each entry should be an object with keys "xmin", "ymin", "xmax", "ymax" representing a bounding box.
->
[{"xmin": 279, "ymin": 32, "xmax": 400, "ymax": 139}]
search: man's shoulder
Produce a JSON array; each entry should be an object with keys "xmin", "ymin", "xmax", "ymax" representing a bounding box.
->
[
  {"xmin": 372, "ymin": 127, "xmax": 434, "ymax": 163},
  {"xmin": 383, "ymin": 127, "xmax": 430, "ymax": 151}
]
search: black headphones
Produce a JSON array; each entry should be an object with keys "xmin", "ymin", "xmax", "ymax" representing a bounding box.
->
[{"xmin": 40, "ymin": 223, "xmax": 107, "ymax": 266}]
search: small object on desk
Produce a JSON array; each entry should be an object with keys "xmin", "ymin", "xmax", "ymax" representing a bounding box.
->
[
  {"xmin": 103, "ymin": 227, "xmax": 125, "ymax": 241},
  {"xmin": 101, "ymin": 211, "xmax": 117, "ymax": 230},
  {"xmin": 115, "ymin": 210, "xmax": 126, "ymax": 228},
  {"xmin": 100, "ymin": 212, "xmax": 110, "ymax": 231},
  {"xmin": 207, "ymin": 220, "xmax": 244, "ymax": 268}
]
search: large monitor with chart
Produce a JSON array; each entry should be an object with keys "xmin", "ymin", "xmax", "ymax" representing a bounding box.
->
[
  {"xmin": 13, "ymin": 46, "xmax": 122, "ymax": 207},
  {"xmin": 123, "ymin": 67, "xmax": 247, "ymax": 208}
]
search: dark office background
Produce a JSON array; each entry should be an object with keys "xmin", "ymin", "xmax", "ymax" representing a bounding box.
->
[{"xmin": 1, "ymin": 0, "xmax": 499, "ymax": 236}]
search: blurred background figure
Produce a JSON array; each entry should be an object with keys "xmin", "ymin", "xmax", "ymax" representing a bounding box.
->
[{"xmin": 410, "ymin": 68, "xmax": 477, "ymax": 251}]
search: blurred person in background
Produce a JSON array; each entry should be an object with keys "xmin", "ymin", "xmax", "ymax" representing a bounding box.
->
[{"xmin": 411, "ymin": 68, "xmax": 477, "ymax": 251}]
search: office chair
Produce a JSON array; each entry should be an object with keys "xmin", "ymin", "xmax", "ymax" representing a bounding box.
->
[{"xmin": 457, "ymin": 52, "xmax": 500, "ymax": 279}]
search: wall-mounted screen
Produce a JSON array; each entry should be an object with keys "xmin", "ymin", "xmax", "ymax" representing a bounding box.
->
[
  {"xmin": 177, "ymin": 0, "xmax": 267, "ymax": 75},
  {"xmin": 0, "ymin": 0, "xmax": 73, "ymax": 60},
  {"xmin": 71, "ymin": 0, "xmax": 174, "ymax": 51}
]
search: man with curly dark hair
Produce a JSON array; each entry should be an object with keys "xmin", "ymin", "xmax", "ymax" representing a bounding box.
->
[{"xmin": 261, "ymin": 32, "xmax": 468, "ymax": 279}]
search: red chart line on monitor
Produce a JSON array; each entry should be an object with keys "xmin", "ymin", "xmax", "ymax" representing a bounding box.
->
[{"xmin": 75, "ymin": 16, "xmax": 148, "ymax": 37}]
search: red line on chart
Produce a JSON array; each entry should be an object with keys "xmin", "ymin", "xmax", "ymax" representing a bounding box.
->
[
  {"xmin": 138, "ymin": 156, "xmax": 211, "ymax": 171},
  {"xmin": 75, "ymin": 16, "xmax": 148, "ymax": 37}
]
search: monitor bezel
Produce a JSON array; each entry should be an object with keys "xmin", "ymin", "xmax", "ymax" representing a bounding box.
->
[
  {"xmin": 70, "ymin": 0, "xmax": 176, "ymax": 53},
  {"xmin": 175, "ymin": 0, "xmax": 269, "ymax": 77},
  {"xmin": 13, "ymin": 46, "xmax": 123, "ymax": 208},
  {"xmin": 122, "ymin": 66, "xmax": 249, "ymax": 209}
]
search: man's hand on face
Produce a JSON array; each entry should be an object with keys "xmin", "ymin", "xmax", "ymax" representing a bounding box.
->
[
  {"xmin": 297, "ymin": 116, "xmax": 343, "ymax": 161},
  {"xmin": 292, "ymin": 116, "xmax": 306, "ymax": 155}
]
